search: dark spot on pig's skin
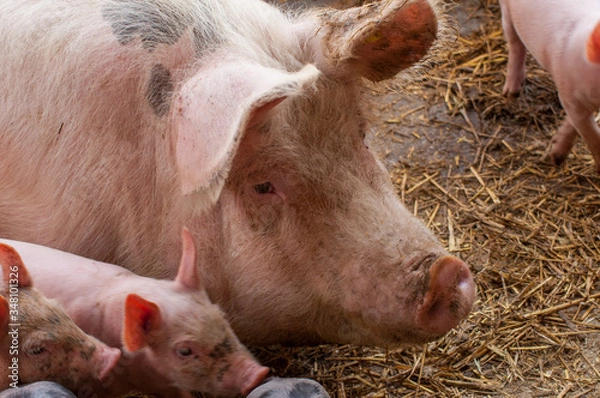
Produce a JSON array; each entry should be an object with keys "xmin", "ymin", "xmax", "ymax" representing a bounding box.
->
[
  {"xmin": 79, "ymin": 344, "xmax": 96, "ymax": 361},
  {"xmin": 209, "ymin": 338, "xmax": 233, "ymax": 359},
  {"xmin": 192, "ymin": 24, "xmax": 224, "ymax": 56},
  {"xmin": 102, "ymin": 0, "xmax": 193, "ymax": 51},
  {"xmin": 215, "ymin": 363, "xmax": 231, "ymax": 383},
  {"xmin": 146, "ymin": 64, "xmax": 174, "ymax": 117}
]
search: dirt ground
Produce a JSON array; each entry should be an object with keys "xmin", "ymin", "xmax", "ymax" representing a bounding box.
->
[{"xmin": 243, "ymin": 0, "xmax": 600, "ymax": 397}]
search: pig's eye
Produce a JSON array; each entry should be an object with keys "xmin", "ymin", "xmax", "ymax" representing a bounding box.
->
[
  {"xmin": 29, "ymin": 346, "xmax": 45, "ymax": 356},
  {"xmin": 253, "ymin": 182, "xmax": 274, "ymax": 194},
  {"xmin": 177, "ymin": 347, "xmax": 193, "ymax": 357}
]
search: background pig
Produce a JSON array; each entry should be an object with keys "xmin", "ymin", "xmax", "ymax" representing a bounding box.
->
[
  {"xmin": 500, "ymin": 0, "xmax": 600, "ymax": 171},
  {"xmin": 0, "ymin": 0, "xmax": 475, "ymax": 347},
  {"xmin": 0, "ymin": 382, "xmax": 76, "ymax": 398},
  {"xmin": 0, "ymin": 231, "xmax": 269, "ymax": 398},
  {"xmin": 0, "ymin": 245, "xmax": 121, "ymax": 393}
]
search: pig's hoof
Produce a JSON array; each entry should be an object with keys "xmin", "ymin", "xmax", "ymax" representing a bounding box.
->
[
  {"xmin": 0, "ymin": 381, "xmax": 76, "ymax": 398},
  {"xmin": 502, "ymin": 87, "xmax": 521, "ymax": 98},
  {"xmin": 549, "ymin": 150, "xmax": 568, "ymax": 167},
  {"xmin": 246, "ymin": 377, "xmax": 330, "ymax": 398}
]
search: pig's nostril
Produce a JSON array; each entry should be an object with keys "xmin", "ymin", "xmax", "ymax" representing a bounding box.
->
[{"xmin": 405, "ymin": 252, "xmax": 439, "ymax": 272}]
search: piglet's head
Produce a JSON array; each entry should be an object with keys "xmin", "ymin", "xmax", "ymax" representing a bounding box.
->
[
  {"xmin": 123, "ymin": 229, "xmax": 268, "ymax": 397},
  {"xmin": 0, "ymin": 244, "xmax": 121, "ymax": 390}
]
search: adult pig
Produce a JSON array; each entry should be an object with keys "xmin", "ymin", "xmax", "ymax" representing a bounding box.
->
[
  {"xmin": 0, "ymin": 231, "xmax": 269, "ymax": 398},
  {"xmin": 0, "ymin": 245, "xmax": 121, "ymax": 392},
  {"xmin": 0, "ymin": 0, "xmax": 475, "ymax": 346},
  {"xmin": 500, "ymin": 0, "xmax": 600, "ymax": 171}
]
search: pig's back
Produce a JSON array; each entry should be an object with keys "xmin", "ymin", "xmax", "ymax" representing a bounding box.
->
[
  {"xmin": 506, "ymin": 0, "xmax": 600, "ymax": 71},
  {"xmin": 0, "ymin": 0, "xmax": 301, "ymax": 266}
]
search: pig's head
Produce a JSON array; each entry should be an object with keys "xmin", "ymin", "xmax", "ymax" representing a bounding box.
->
[
  {"xmin": 121, "ymin": 229, "xmax": 269, "ymax": 396},
  {"xmin": 0, "ymin": 244, "xmax": 121, "ymax": 391},
  {"xmin": 170, "ymin": 0, "xmax": 475, "ymax": 346}
]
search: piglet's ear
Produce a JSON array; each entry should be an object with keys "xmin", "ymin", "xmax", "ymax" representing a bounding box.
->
[
  {"xmin": 0, "ymin": 244, "xmax": 33, "ymax": 288},
  {"xmin": 123, "ymin": 294, "xmax": 162, "ymax": 352},
  {"xmin": 172, "ymin": 62, "xmax": 319, "ymax": 202},
  {"xmin": 174, "ymin": 227, "xmax": 201, "ymax": 291},
  {"xmin": 308, "ymin": 0, "xmax": 437, "ymax": 81},
  {"xmin": 586, "ymin": 22, "xmax": 600, "ymax": 64}
]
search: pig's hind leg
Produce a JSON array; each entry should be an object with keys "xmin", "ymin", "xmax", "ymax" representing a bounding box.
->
[
  {"xmin": 550, "ymin": 118, "xmax": 578, "ymax": 166},
  {"xmin": 554, "ymin": 94, "xmax": 600, "ymax": 173},
  {"xmin": 500, "ymin": 1, "xmax": 528, "ymax": 96},
  {"xmin": 567, "ymin": 111, "xmax": 600, "ymax": 173}
]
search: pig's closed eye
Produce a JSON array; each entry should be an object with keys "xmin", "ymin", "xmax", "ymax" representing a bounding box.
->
[
  {"xmin": 176, "ymin": 347, "xmax": 193, "ymax": 357},
  {"xmin": 253, "ymin": 182, "xmax": 274, "ymax": 194}
]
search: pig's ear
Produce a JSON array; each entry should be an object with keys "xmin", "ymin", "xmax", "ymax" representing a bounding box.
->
[
  {"xmin": 174, "ymin": 227, "xmax": 201, "ymax": 290},
  {"xmin": 0, "ymin": 244, "xmax": 33, "ymax": 289},
  {"xmin": 304, "ymin": 0, "xmax": 437, "ymax": 81},
  {"xmin": 586, "ymin": 22, "xmax": 600, "ymax": 64},
  {"xmin": 123, "ymin": 294, "xmax": 162, "ymax": 352},
  {"xmin": 172, "ymin": 62, "xmax": 319, "ymax": 202}
]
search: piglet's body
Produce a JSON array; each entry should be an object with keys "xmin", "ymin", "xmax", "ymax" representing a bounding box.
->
[
  {"xmin": 0, "ymin": 232, "xmax": 268, "ymax": 398},
  {"xmin": 0, "ymin": 245, "xmax": 121, "ymax": 394},
  {"xmin": 500, "ymin": 0, "xmax": 600, "ymax": 171}
]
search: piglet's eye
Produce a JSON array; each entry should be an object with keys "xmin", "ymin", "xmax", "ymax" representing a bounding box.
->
[
  {"xmin": 177, "ymin": 347, "xmax": 193, "ymax": 357},
  {"xmin": 253, "ymin": 182, "xmax": 274, "ymax": 194}
]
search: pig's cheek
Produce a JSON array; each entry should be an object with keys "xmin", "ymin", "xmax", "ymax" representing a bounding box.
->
[
  {"xmin": 22, "ymin": 350, "xmax": 54, "ymax": 381},
  {"xmin": 244, "ymin": 189, "xmax": 285, "ymax": 235}
]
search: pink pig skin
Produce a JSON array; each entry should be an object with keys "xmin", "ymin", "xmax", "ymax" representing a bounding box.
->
[
  {"xmin": 500, "ymin": 0, "xmax": 600, "ymax": 171},
  {"xmin": 0, "ymin": 245, "xmax": 121, "ymax": 393},
  {"xmin": 0, "ymin": 231, "xmax": 268, "ymax": 398},
  {"xmin": 0, "ymin": 0, "xmax": 475, "ymax": 347}
]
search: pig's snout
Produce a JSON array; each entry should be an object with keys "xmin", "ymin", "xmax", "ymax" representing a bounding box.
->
[
  {"xmin": 96, "ymin": 345, "xmax": 122, "ymax": 383},
  {"xmin": 227, "ymin": 357, "xmax": 270, "ymax": 397},
  {"xmin": 415, "ymin": 255, "xmax": 476, "ymax": 336}
]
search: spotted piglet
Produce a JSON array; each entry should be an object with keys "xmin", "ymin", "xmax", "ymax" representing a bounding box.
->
[
  {"xmin": 0, "ymin": 245, "xmax": 121, "ymax": 394},
  {"xmin": 0, "ymin": 230, "xmax": 269, "ymax": 398}
]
